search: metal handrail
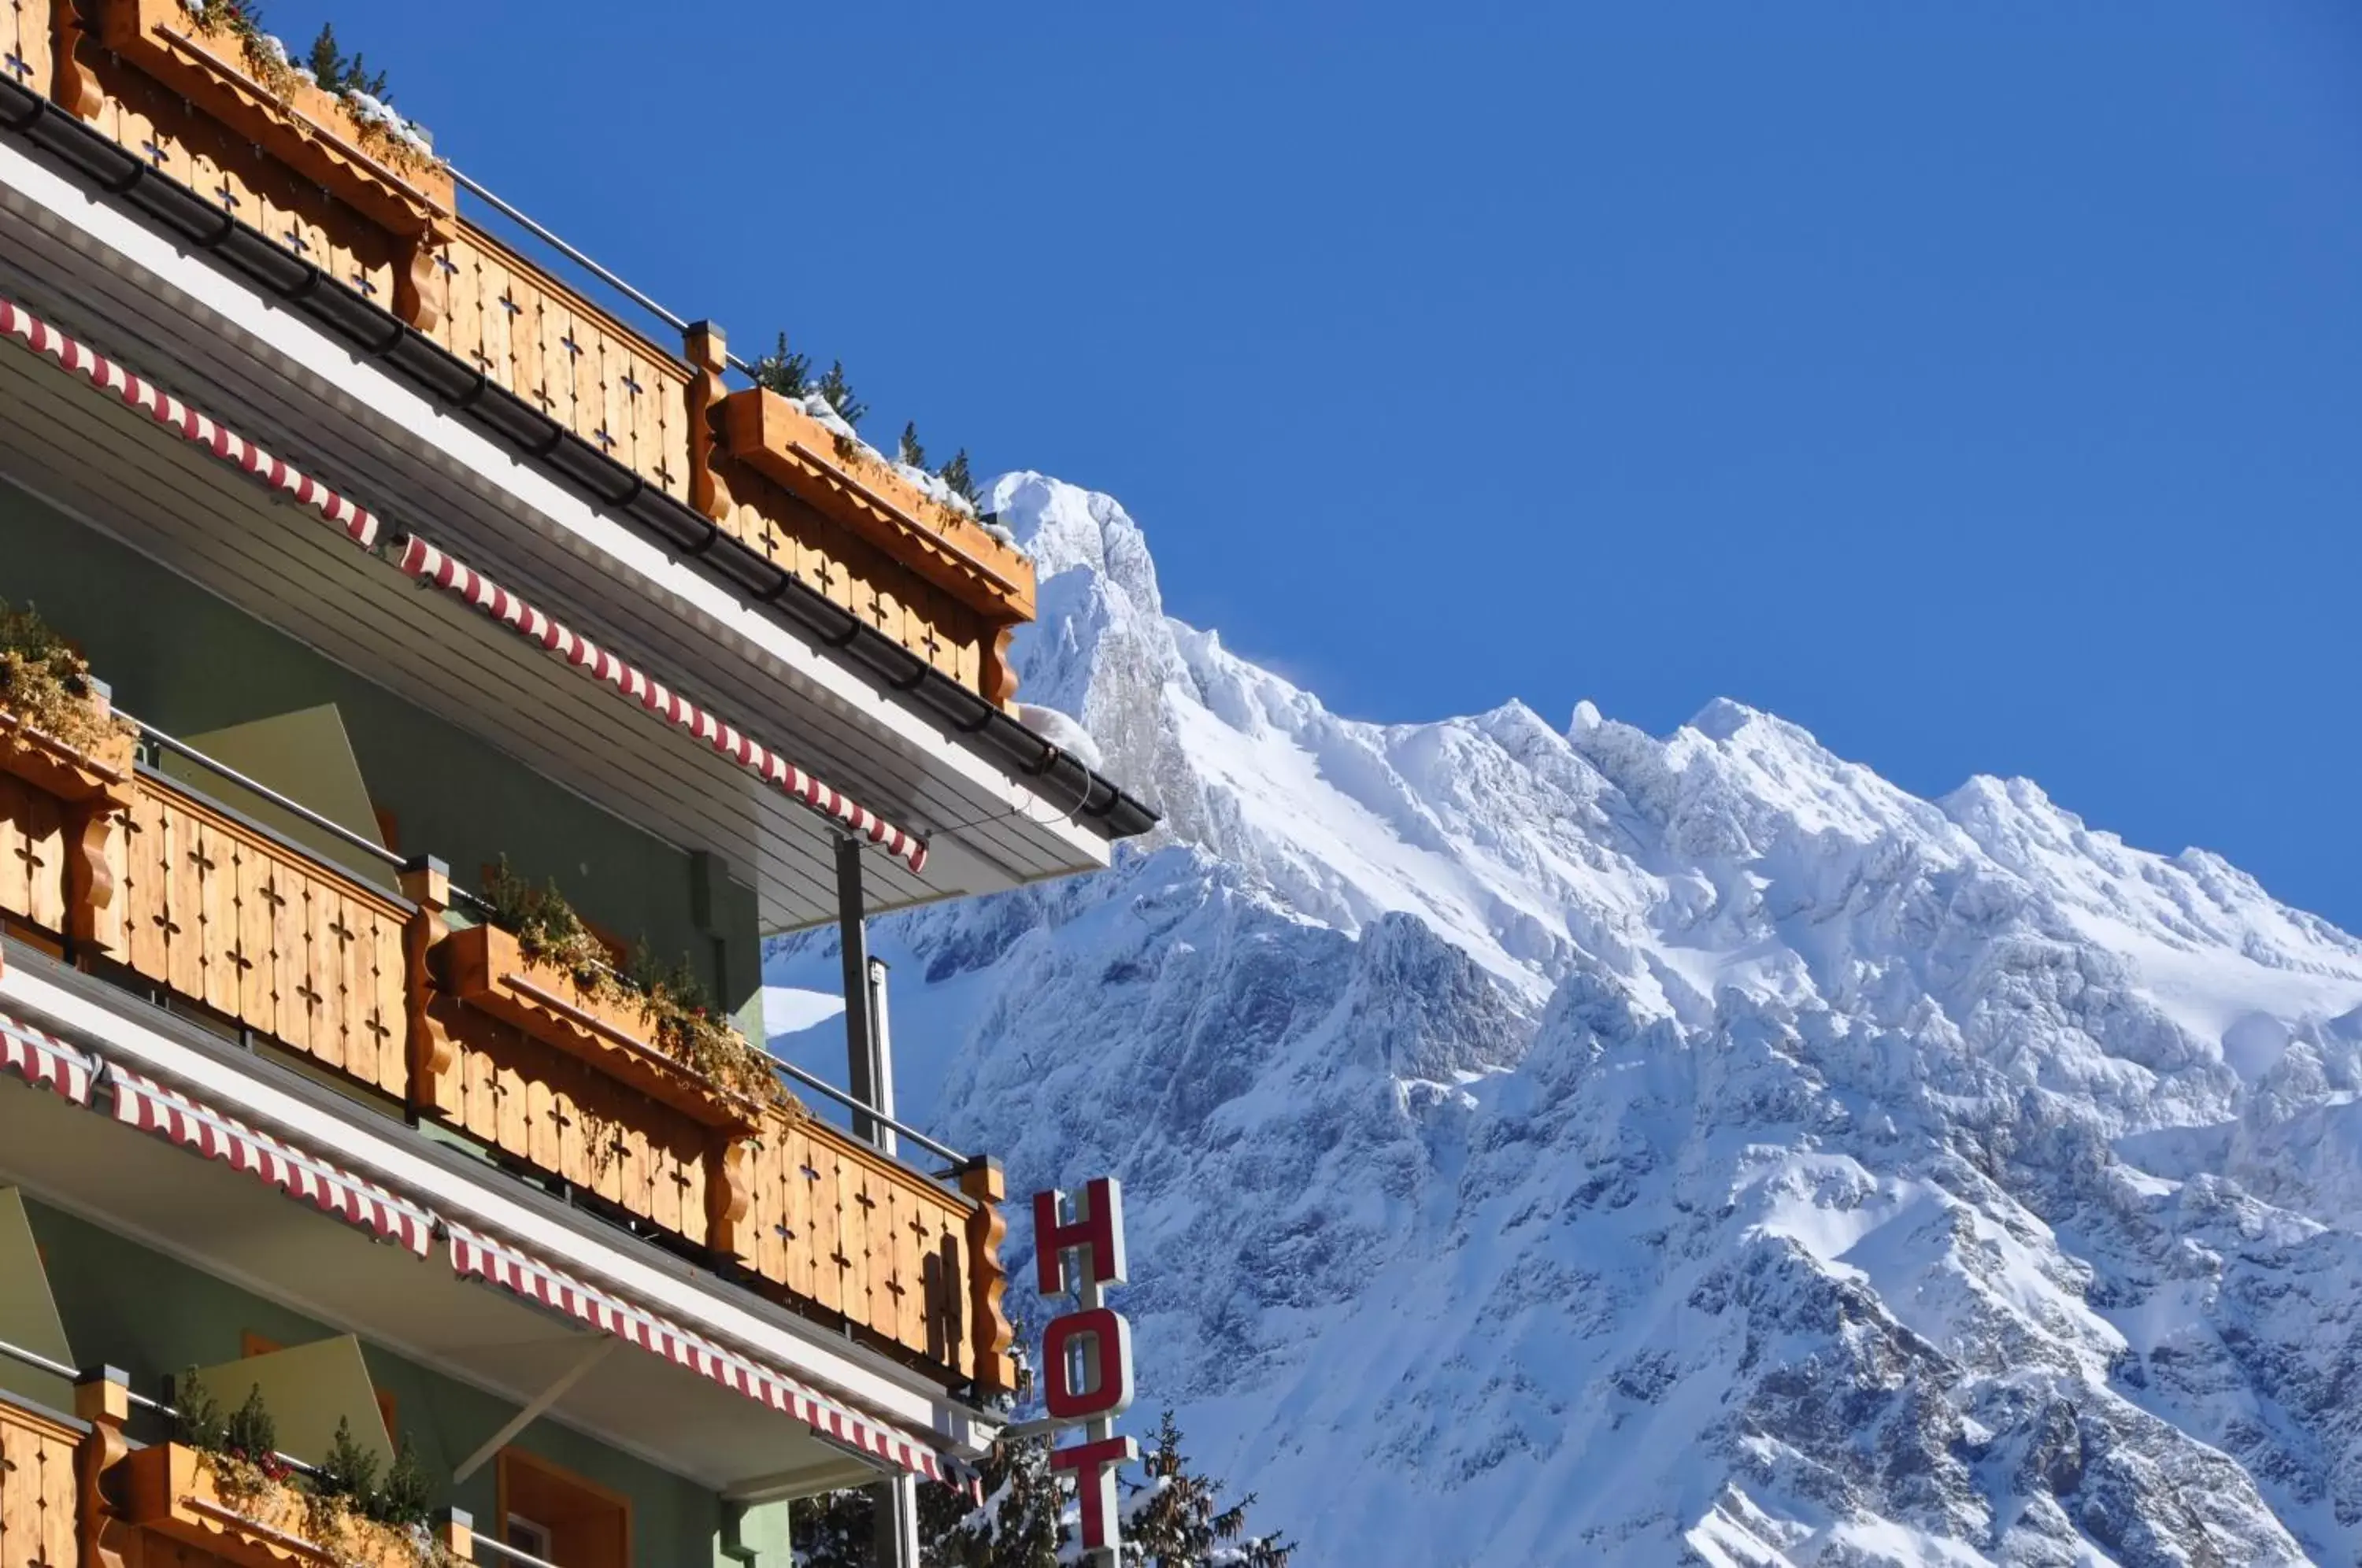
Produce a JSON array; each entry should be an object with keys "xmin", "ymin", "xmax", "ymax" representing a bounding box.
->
[
  {"xmin": 120, "ymin": 709, "xmax": 406, "ymax": 872},
  {"xmin": 471, "ymin": 1535, "xmax": 568, "ymax": 1568},
  {"xmin": 0, "ymin": 1335, "xmax": 322, "ymax": 1477},
  {"xmin": 445, "ymin": 164, "xmax": 763, "ymax": 380},
  {"xmin": 768, "ymin": 1057, "xmax": 966, "ymax": 1170}
]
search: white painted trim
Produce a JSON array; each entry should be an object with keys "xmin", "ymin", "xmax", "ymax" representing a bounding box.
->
[
  {"xmin": 0, "ymin": 963, "xmax": 993, "ymax": 1457},
  {"xmin": 0, "ymin": 138, "xmax": 1111, "ymax": 879}
]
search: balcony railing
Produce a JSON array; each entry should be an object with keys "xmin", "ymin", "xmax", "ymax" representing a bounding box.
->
[
  {"xmin": 0, "ymin": 696, "xmax": 1015, "ymax": 1396},
  {"xmin": 0, "ymin": 1354, "xmax": 478, "ymax": 1568},
  {"xmin": 15, "ymin": 0, "xmax": 1035, "ymax": 707}
]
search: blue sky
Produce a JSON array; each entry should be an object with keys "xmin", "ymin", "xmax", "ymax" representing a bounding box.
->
[{"xmin": 299, "ymin": 4, "xmax": 2358, "ymax": 928}]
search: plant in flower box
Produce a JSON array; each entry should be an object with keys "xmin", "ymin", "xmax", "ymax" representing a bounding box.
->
[
  {"xmin": 136, "ymin": 1373, "xmax": 453, "ymax": 1568},
  {"xmin": 0, "ymin": 601, "xmax": 136, "ymax": 772},
  {"xmin": 457, "ymin": 859, "xmax": 802, "ymax": 1123}
]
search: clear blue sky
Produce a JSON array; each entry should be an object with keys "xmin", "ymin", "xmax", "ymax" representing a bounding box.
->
[{"xmin": 297, "ymin": 4, "xmax": 2359, "ymax": 928}]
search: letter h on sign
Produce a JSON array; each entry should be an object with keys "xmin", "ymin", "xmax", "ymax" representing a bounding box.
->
[{"xmin": 1035, "ymin": 1177, "xmax": 1127, "ymax": 1299}]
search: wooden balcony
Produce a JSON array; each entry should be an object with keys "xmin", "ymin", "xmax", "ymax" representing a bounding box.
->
[
  {"xmin": 0, "ymin": 1389, "xmax": 474, "ymax": 1568},
  {"xmin": 10, "ymin": 0, "xmax": 1034, "ymax": 708},
  {"xmin": 0, "ymin": 697, "xmax": 1015, "ymax": 1396},
  {"xmin": 0, "ymin": 1389, "xmax": 80, "ymax": 1568}
]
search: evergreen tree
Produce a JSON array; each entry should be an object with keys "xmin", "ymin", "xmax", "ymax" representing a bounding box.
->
[
  {"xmin": 930, "ymin": 1436, "xmax": 1064, "ymax": 1567},
  {"xmin": 794, "ymin": 1418, "xmax": 1283, "ymax": 1566},
  {"xmin": 306, "ymin": 23, "xmax": 387, "ymax": 98},
  {"xmin": 372, "ymin": 1437, "xmax": 431, "ymax": 1528},
  {"xmin": 899, "ymin": 422, "xmax": 927, "ymax": 470},
  {"xmin": 172, "ymin": 1367, "xmax": 227, "ymax": 1452},
  {"xmin": 1124, "ymin": 1411, "xmax": 1293, "ymax": 1568},
  {"xmin": 316, "ymin": 1415, "xmax": 379, "ymax": 1503},
  {"xmin": 816, "ymin": 361, "xmax": 867, "ymax": 429},
  {"xmin": 938, "ymin": 449, "xmax": 980, "ymax": 510},
  {"xmin": 223, "ymin": 1383, "xmax": 280, "ymax": 1466},
  {"xmin": 787, "ymin": 1485, "xmax": 868, "ymax": 1567},
  {"xmin": 752, "ymin": 332, "xmax": 811, "ymax": 399}
]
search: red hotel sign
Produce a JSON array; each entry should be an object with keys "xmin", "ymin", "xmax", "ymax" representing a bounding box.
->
[{"xmin": 1034, "ymin": 1177, "xmax": 1136, "ymax": 1560}]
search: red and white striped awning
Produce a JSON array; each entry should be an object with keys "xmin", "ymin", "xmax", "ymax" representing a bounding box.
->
[
  {"xmin": 393, "ymin": 537, "xmax": 931, "ymax": 875},
  {"xmin": 0, "ymin": 298, "xmax": 381, "ymax": 549},
  {"xmin": 107, "ymin": 1067, "xmax": 435, "ymax": 1257},
  {"xmin": 448, "ymin": 1223, "xmax": 971, "ymax": 1490},
  {"xmin": 0, "ymin": 291, "xmax": 932, "ymax": 881},
  {"xmin": 0, "ymin": 1008, "xmax": 95, "ymax": 1104}
]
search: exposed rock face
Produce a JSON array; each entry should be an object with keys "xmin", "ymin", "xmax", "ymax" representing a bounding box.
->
[{"xmin": 768, "ymin": 474, "xmax": 2362, "ymax": 1566}]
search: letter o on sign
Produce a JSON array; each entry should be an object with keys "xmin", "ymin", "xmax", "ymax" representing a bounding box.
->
[{"xmin": 1042, "ymin": 1307, "xmax": 1135, "ymax": 1422}]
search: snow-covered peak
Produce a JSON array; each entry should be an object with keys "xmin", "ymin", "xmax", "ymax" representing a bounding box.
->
[{"xmin": 772, "ymin": 472, "xmax": 2362, "ymax": 1565}]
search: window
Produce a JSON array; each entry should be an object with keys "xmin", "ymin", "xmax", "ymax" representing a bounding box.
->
[
  {"xmin": 505, "ymin": 1515, "xmax": 554, "ymax": 1562},
  {"xmin": 497, "ymin": 1450, "xmax": 630, "ymax": 1568}
]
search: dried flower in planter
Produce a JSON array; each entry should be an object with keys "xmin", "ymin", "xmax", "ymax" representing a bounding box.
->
[
  {"xmin": 477, "ymin": 861, "xmax": 803, "ymax": 1117},
  {"xmin": 0, "ymin": 601, "xmax": 135, "ymax": 756}
]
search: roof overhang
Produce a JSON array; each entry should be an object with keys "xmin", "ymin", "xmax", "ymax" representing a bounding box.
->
[{"xmin": 0, "ymin": 120, "xmax": 1145, "ymax": 931}]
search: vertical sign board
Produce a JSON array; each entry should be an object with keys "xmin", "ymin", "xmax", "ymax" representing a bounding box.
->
[{"xmin": 1034, "ymin": 1178, "xmax": 1136, "ymax": 1563}]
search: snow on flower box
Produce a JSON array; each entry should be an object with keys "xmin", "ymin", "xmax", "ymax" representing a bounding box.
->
[
  {"xmin": 716, "ymin": 389, "xmax": 1038, "ymax": 630},
  {"xmin": 84, "ymin": 0, "xmax": 455, "ymax": 309},
  {"xmin": 120, "ymin": 1443, "xmax": 439, "ymax": 1568}
]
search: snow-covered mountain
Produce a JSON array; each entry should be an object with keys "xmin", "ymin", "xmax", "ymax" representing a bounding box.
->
[{"xmin": 768, "ymin": 474, "xmax": 2362, "ymax": 1566}]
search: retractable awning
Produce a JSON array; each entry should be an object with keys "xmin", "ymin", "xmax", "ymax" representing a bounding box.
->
[
  {"xmin": 392, "ymin": 538, "xmax": 928, "ymax": 873},
  {"xmin": 106, "ymin": 1065, "xmax": 435, "ymax": 1256},
  {"xmin": 0, "ymin": 1008, "xmax": 94, "ymax": 1104},
  {"xmin": 448, "ymin": 1223, "xmax": 972, "ymax": 1491},
  {"xmin": 0, "ymin": 290, "xmax": 935, "ymax": 897}
]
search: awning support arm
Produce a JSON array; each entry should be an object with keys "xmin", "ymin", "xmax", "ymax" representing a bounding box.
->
[{"xmin": 450, "ymin": 1337, "xmax": 618, "ymax": 1483}]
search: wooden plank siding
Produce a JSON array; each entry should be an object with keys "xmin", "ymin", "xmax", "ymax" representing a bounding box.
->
[
  {"xmin": 424, "ymin": 226, "xmax": 694, "ymax": 505},
  {"xmin": 0, "ymin": 1393, "xmax": 80, "ymax": 1568},
  {"xmin": 116, "ymin": 773, "xmax": 409, "ymax": 1100},
  {"xmin": 739, "ymin": 1111, "xmax": 984, "ymax": 1385}
]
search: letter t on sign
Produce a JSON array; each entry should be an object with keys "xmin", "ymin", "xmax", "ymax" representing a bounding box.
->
[{"xmin": 1034, "ymin": 1178, "xmax": 1127, "ymax": 1300}]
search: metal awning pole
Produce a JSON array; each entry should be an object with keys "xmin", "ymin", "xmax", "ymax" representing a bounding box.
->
[
  {"xmin": 866, "ymin": 956, "xmax": 898, "ymax": 1159},
  {"xmin": 837, "ymin": 836, "xmax": 883, "ymax": 1148}
]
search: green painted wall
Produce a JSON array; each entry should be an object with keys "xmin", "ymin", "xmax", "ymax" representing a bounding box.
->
[
  {"xmin": 0, "ymin": 487, "xmax": 761, "ymax": 1023},
  {"xmin": 24, "ymin": 1197, "xmax": 780, "ymax": 1568}
]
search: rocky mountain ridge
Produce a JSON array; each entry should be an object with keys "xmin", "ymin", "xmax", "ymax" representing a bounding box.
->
[{"xmin": 768, "ymin": 473, "xmax": 2362, "ymax": 1566}]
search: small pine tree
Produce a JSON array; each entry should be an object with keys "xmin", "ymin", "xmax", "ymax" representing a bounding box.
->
[
  {"xmin": 752, "ymin": 332, "xmax": 811, "ymax": 398},
  {"xmin": 816, "ymin": 361, "xmax": 867, "ymax": 429},
  {"xmin": 316, "ymin": 1415, "xmax": 379, "ymax": 1503},
  {"xmin": 223, "ymin": 1383, "xmax": 279, "ymax": 1466},
  {"xmin": 172, "ymin": 1368, "xmax": 228, "ymax": 1452},
  {"xmin": 1124, "ymin": 1411, "xmax": 1293, "ymax": 1567},
  {"xmin": 372, "ymin": 1437, "xmax": 431, "ymax": 1528},
  {"xmin": 306, "ymin": 23, "xmax": 387, "ymax": 98},
  {"xmin": 898, "ymin": 421, "xmax": 927, "ymax": 469},
  {"xmin": 938, "ymin": 449, "xmax": 980, "ymax": 509},
  {"xmin": 929, "ymin": 1435, "xmax": 1064, "ymax": 1566}
]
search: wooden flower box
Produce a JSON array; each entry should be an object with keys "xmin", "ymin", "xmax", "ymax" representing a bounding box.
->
[
  {"xmin": 716, "ymin": 389, "xmax": 1037, "ymax": 627},
  {"xmin": 437, "ymin": 923, "xmax": 764, "ymax": 1134},
  {"xmin": 121, "ymin": 1443, "xmax": 436, "ymax": 1568},
  {"xmin": 0, "ymin": 694, "xmax": 136, "ymax": 953},
  {"xmin": 88, "ymin": 0, "xmax": 454, "ymax": 273}
]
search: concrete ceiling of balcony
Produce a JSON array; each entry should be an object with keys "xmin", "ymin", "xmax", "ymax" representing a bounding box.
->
[
  {"xmin": 0, "ymin": 1076, "xmax": 894, "ymax": 1500},
  {"xmin": 0, "ymin": 149, "xmax": 1117, "ymax": 934}
]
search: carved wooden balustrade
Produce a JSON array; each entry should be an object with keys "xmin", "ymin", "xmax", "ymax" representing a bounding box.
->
[
  {"xmin": 0, "ymin": 708, "xmax": 1013, "ymax": 1392},
  {"xmin": 0, "ymin": 1378, "xmax": 475, "ymax": 1568},
  {"xmin": 0, "ymin": 1389, "xmax": 81, "ymax": 1568},
  {"xmin": 10, "ymin": 0, "xmax": 1036, "ymax": 707},
  {"xmin": 115, "ymin": 771, "xmax": 413, "ymax": 1101}
]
